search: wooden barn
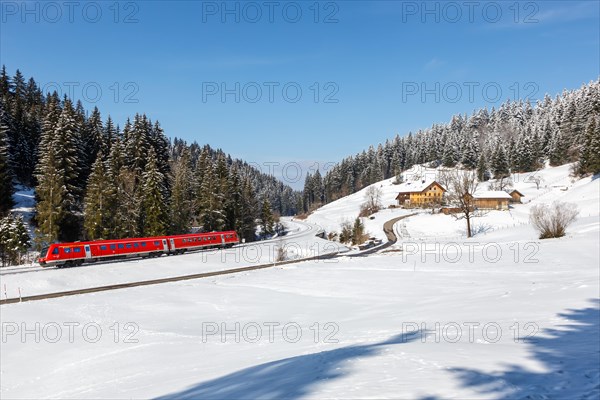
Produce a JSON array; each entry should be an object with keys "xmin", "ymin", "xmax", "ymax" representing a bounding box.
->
[
  {"xmin": 465, "ymin": 191, "xmax": 513, "ymax": 210},
  {"xmin": 509, "ymin": 189, "xmax": 525, "ymax": 203},
  {"xmin": 395, "ymin": 180, "xmax": 446, "ymax": 208}
]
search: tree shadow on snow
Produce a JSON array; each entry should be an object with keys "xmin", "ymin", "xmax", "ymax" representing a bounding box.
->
[
  {"xmin": 428, "ymin": 299, "xmax": 600, "ymax": 399},
  {"xmin": 155, "ymin": 331, "xmax": 423, "ymax": 400}
]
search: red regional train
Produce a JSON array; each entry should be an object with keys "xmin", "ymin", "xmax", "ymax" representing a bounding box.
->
[{"xmin": 38, "ymin": 231, "xmax": 240, "ymax": 268}]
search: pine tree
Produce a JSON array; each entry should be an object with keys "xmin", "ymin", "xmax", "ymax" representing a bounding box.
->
[
  {"xmin": 34, "ymin": 149, "xmax": 64, "ymax": 243},
  {"xmin": 80, "ymin": 107, "xmax": 104, "ymax": 186},
  {"xmin": 0, "ymin": 105, "xmax": 14, "ymax": 216},
  {"xmin": 83, "ymin": 152, "xmax": 111, "ymax": 240},
  {"xmin": 461, "ymin": 134, "xmax": 479, "ymax": 169},
  {"xmin": 476, "ymin": 153, "xmax": 489, "ymax": 182},
  {"xmin": 0, "ymin": 214, "xmax": 30, "ymax": 266},
  {"xmin": 548, "ymin": 129, "xmax": 567, "ymax": 166},
  {"xmin": 238, "ymin": 177, "xmax": 258, "ymax": 242},
  {"xmin": 491, "ymin": 145, "xmax": 510, "ymax": 179},
  {"xmin": 224, "ymin": 165, "xmax": 242, "ymax": 231},
  {"xmin": 140, "ymin": 148, "xmax": 168, "ymax": 236},
  {"xmin": 169, "ymin": 147, "xmax": 195, "ymax": 234},
  {"xmin": 260, "ymin": 198, "xmax": 274, "ymax": 238},
  {"xmin": 577, "ymin": 118, "xmax": 600, "ymax": 176}
]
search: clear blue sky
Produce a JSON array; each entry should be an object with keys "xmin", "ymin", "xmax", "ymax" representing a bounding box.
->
[{"xmin": 1, "ymin": 0, "xmax": 598, "ymax": 186}]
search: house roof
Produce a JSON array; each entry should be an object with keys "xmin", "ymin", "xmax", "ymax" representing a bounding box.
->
[
  {"xmin": 510, "ymin": 189, "xmax": 525, "ymax": 197},
  {"xmin": 472, "ymin": 190, "xmax": 513, "ymax": 200},
  {"xmin": 396, "ymin": 180, "xmax": 445, "ymax": 194}
]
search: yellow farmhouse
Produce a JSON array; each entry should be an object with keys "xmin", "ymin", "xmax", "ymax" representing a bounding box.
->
[{"xmin": 395, "ymin": 180, "xmax": 446, "ymax": 208}]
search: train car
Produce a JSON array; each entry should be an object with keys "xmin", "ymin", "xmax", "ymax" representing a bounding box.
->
[
  {"xmin": 38, "ymin": 236, "xmax": 169, "ymax": 267},
  {"xmin": 167, "ymin": 231, "xmax": 239, "ymax": 254},
  {"xmin": 38, "ymin": 231, "xmax": 240, "ymax": 268}
]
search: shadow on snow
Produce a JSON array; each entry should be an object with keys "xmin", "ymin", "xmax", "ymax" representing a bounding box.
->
[
  {"xmin": 155, "ymin": 331, "xmax": 423, "ymax": 400},
  {"xmin": 432, "ymin": 299, "xmax": 600, "ymax": 399}
]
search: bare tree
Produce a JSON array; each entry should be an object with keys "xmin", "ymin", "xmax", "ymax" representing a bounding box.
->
[
  {"xmin": 360, "ymin": 186, "xmax": 383, "ymax": 216},
  {"xmin": 526, "ymin": 174, "xmax": 544, "ymax": 190},
  {"xmin": 530, "ymin": 201, "xmax": 579, "ymax": 239},
  {"xmin": 436, "ymin": 168, "xmax": 453, "ymax": 191},
  {"xmin": 488, "ymin": 176, "xmax": 513, "ymax": 191},
  {"xmin": 447, "ymin": 169, "xmax": 486, "ymax": 238}
]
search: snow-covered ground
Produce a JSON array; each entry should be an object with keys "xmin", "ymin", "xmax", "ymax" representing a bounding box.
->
[{"xmin": 1, "ymin": 164, "xmax": 598, "ymax": 399}]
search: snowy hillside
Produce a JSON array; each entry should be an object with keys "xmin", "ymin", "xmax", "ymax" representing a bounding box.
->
[{"xmin": 307, "ymin": 163, "xmax": 599, "ymax": 242}]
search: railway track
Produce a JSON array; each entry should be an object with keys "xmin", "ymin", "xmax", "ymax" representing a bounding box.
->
[{"xmin": 0, "ymin": 251, "xmax": 340, "ymax": 305}]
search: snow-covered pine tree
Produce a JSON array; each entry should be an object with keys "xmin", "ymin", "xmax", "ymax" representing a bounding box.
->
[
  {"xmin": 0, "ymin": 214, "xmax": 30, "ymax": 266},
  {"xmin": 476, "ymin": 153, "xmax": 489, "ymax": 182},
  {"xmin": 140, "ymin": 148, "xmax": 168, "ymax": 236},
  {"xmin": 169, "ymin": 147, "xmax": 195, "ymax": 234},
  {"xmin": 491, "ymin": 145, "xmax": 510, "ymax": 179},
  {"xmin": 548, "ymin": 129, "xmax": 567, "ymax": 166},
  {"xmin": 80, "ymin": 106, "xmax": 105, "ymax": 186},
  {"xmin": 83, "ymin": 152, "xmax": 111, "ymax": 240},
  {"xmin": 0, "ymin": 102, "xmax": 14, "ymax": 216},
  {"xmin": 260, "ymin": 198, "xmax": 274, "ymax": 238},
  {"xmin": 461, "ymin": 133, "xmax": 479, "ymax": 169},
  {"xmin": 577, "ymin": 117, "xmax": 600, "ymax": 176}
]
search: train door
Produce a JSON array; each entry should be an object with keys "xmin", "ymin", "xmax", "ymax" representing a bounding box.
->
[
  {"xmin": 84, "ymin": 245, "xmax": 92, "ymax": 260},
  {"xmin": 169, "ymin": 238, "xmax": 175, "ymax": 251},
  {"xmin": 220, "ymin": 234, "xmax": 225, "ymax": 247},
  {"xmin": 162, "ymin": 239, "xmax": 169, "ymax": 252}
]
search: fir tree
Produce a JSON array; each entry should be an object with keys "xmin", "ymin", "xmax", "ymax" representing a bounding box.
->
[
  {"xmin": 0, "ymin": 105, "xmax": 14, "ymax": 216},
  {"xmin": 169, "ymin": 147, "xmax": 195, "ymax": 234},
  {"xmin": 476, "ymin": 153, "xmax": 489, "ymax": 182},
  {"xmin": 260, "ymin": 198, "xmax": 274, "ymax": 238},
  {"xmin": 491, "ymin": 145, "xmax": 510, "ymax": 179},
  {"xmin": 0, "ymin": 214, "xmax": 30, "ymax": 266},
  {"xmin": 83, "ymin": 152, "xmax": 111, "ymax": 240},
  {"xmin": 140, "ymin": 148, "xmax": 168, "ymax": 236},
  {"xmin": 577, "ymin": 118, "xmax": 600, "ymax": 176}
]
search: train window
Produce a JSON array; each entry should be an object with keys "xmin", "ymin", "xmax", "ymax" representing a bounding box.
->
[
  {"xmin": 52, "ymin": 248, "xmax": 59, "ymax": 254},
  {"xmin": 154, "ymin": 241, "xmax": 160, "ymax": 246},
  {"xmin": 110, "ymin": 244, "xmax": 116, "ymax": 250},
  {"xmin": 118, "ymin": 244, "xmax": 124, "ymax": 249},
  {"xmin": 141, "ymin": 242, "xmax": 147, "ymax": 247},
  {"xmin": 64, "ymin": 248, "xmax": 71, "ymax": 253},
  {"xmin": 134, "ymin": 243, "xmax": 139, "ymax": 248},
  {"xmin": 183, "ymin": 239, "xmax": 187, "ymax": 243},
  {"xmin": 100, "ymin": 245, "xmax": 107, "ymax": 250},
  {"xmin": 74, "ymin": 248, "xmax": 81, "ymax": 253},
  {"xmin": 126, "ymin": 243, "xmax": 132, "ymax": 249}
]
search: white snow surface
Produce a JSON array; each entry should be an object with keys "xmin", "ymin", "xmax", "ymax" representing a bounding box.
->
[{"xmin": 1, "ymin": 163, "xmax": 599, "ymax": 399}]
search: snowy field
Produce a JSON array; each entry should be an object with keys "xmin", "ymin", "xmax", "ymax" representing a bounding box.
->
[
  {"xmin": 1, "ymin": 217, "xmax": 598, "ymax": 399},
  {"xmin": 1, "ymin": 165, "xmax": 598, "ymax": 399}
]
